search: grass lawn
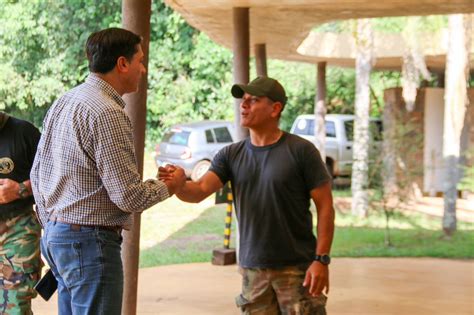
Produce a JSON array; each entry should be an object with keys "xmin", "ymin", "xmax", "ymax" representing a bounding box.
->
[
  {"xmin": 139, "ymin": 197, "xmax": 474, "ymax": 267},
  {"xmin": 139, "ymin": 152, "xmax": 474, "ymax": 268}
]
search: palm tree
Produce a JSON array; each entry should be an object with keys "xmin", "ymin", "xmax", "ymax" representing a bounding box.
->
[
  {"xmin": 351, "ymin": 18, "xmax": 374, "ymax": 217},
  {"xmin": 442, "ymin": 14, "xmax": 472, "ymax": 236}
]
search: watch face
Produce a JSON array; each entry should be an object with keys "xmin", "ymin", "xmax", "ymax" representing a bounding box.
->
[
  {"xmin": 321, "ymin": 255, "xmax": 331, "ymax": 265},
  {"xmin": 316, "ymin": 254, "xmax": 331, "ymax": 265},
  {"xmin": 19, "ymin": 183, "xmax": 28, "ymax": 198}
]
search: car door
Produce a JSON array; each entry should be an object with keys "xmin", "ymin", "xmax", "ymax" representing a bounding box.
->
[{"xmin": 212, "ymin": 126, "xmax": 234, "ymax": 157}]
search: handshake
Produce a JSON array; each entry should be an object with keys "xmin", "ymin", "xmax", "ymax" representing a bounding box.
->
[{"xmin": 158, "ymin": 165, "xmax": 187, "ymax": 196}]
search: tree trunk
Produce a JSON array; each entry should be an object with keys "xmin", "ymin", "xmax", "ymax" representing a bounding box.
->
[
  {"xmin": 351, "ymin": 19, "xmax": 374, "ymax": 217},
  {"xmin": 401, "ymin": 17, "xmax": 431, "ymax": 112},
  {"xmin": 315, "ymin": 62, "xmax": 327, "ymax": 162},
  {"xmin": 442, "ymin": 14, "xmax": 471, "ymax": 236}
]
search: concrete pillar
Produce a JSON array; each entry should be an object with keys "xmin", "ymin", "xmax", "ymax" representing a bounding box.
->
[
  {"xmin": 254, "ymin": 43, "xmax": 267, "ymax": 77},
  {"xmin": 233, "ymin": 7, "xmax": 250, "ymax": 141},
  {"xmin": 315, "ymin": 62, "xmax": 327, "ymax": 162},
  {"xmin": 121, "ymin": 1, "xmax": 151, "ymax": 314}
]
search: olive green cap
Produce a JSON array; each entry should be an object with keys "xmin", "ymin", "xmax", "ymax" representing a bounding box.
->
[{"xmin": 231, "ymin": 76, "xmax": 287, "ymax": 105}]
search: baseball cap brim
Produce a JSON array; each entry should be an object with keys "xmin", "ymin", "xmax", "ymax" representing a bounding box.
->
[{"xmin": 231, "ymin": 84, "xmax": 267, "ymax": 99}]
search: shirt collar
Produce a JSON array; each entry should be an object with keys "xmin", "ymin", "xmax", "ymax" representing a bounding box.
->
[{"xmin": 85, "ymin": 73, "xmax": 127, "ymax": 109}]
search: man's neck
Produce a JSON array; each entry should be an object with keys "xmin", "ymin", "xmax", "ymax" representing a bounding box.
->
[
  {"xmin": 94, "ymin": 72, "xmax": 126, "ymax": 96},
  {"xmin": 249, "ymin": 127, "xmax": 283, "ymax": 147}
]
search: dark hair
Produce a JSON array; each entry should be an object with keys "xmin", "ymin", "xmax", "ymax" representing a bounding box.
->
[{"xmin": 86, "ymin": 28, "xmax": 141, "ymax": 74}]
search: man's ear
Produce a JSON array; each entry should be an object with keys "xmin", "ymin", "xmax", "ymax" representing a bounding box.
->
[
  {"xmin": 116, "ymin": 56, "xmax": 129, "ymax": 73},
  {"xmin": 271, "ymin": 102, "xmax": 283, "ymax": 118}
]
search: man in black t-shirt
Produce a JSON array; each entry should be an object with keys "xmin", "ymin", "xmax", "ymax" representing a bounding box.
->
[
  {"xmin": 160, "ymin": 77, "xmax": 335, "ymax": 314},
  {"xmin": 0, "ymin": 112, "xmax": 42, "ymax": 314}
]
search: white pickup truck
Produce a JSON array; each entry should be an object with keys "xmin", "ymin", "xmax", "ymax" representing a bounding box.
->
[{"xmin": 290, "ymin": 114, "xmax": 382, "ymax": 177}]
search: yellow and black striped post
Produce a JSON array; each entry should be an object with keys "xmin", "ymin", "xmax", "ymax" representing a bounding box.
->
[
  {"xmin": 223, "ymin": 189, "xmax": 233, "ymax": 249},
  {"xmin": 212, "ymin": 182, "xmax": 236, "ymax": 265}
]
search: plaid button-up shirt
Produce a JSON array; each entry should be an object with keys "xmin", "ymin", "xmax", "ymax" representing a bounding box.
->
[{"xmin": 31, "ymin": 74, "xmax": 169, "ymax": 229}]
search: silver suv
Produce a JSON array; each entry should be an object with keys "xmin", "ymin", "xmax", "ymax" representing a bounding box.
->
[
  {"xmin": 290, "ymin": 114, "xmax": 382, "ymax": 177},
  {"xmin": 154, "ymin": 120, "xmax": 235, "ymax": 181}
]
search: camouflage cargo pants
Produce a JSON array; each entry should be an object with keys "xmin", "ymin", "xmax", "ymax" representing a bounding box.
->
[
  {"xmin": 0, "ymin": 212, "xmax": 41, "ymax": 315},
  {"xmin": 236, "ymin": 265, "xmax": 327, "ymax": 315}
]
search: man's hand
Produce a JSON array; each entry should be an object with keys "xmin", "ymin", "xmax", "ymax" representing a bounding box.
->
[
  {"xmin": 158, "ymin": 165, "xmax": 176, "ymax": 181},
  {"xmin": 302, "ymin": 261, "xmax": 329, "ymax": 297},
  {"xmin": 158, "ymin": 165, "xmax": 186, "ymax": 195},
  {"xmin": 0, "ymin": 178, "xmax": 21, "ymax": 204}
]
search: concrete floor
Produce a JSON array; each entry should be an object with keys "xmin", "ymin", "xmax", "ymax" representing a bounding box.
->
[{"xmin": 32, "ymin": 258, "xmax": 474, "ymax": 315}]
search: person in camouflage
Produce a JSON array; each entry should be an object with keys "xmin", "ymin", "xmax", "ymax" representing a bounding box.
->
[
  {"xmin": 0, "ymin": 112, "xmax": 42, "ymax": 315},
  {"xmin": 161, "ymin": 77, "xmax": 335, "ymax": 314}
]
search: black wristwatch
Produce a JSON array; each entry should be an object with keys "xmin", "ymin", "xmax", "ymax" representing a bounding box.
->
[
  {"xmin": 315, "ymin": 254, "xmax": 331, "ymax": 265},
  {"xmin": 18, "ymin": 182, "xmax": 29, "ymax": 199}
]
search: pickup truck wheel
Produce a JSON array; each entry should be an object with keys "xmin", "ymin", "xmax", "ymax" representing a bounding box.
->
[{"xmin": 191, "ymin": 160, "xmax": 211, "ymax": 182}]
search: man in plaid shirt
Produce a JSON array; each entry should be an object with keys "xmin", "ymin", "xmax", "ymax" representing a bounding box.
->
[{"xmin": 30, "ymin": 28, "xmax": 185, "ymax": 314}]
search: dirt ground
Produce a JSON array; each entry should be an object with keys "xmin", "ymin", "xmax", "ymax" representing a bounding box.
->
[{"xmin": 32, "ymin": 258, "xmax": 474, "ymax": 315}]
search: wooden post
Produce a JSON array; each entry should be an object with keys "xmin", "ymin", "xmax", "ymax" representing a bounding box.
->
[
  {"xmin": 254, "ymin": 43, "xmax": 267, "ymax": 77},
  {"xmin": 315, "ymin": 62, "xmax": 327, "ymax": 162},
  {"xmin": 121, "ymin": 1, "xmax": 151, "ymax": 314},
  {"xmin": 233, "ymin": 7, "xmax": 250, "ymax": 141}
]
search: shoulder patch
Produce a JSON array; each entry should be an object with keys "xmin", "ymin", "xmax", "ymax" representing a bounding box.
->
[{"xmin": 0, "ymin": 157, "xmax": 14, "ymax": 174}]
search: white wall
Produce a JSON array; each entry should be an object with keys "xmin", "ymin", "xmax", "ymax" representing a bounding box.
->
[{"xmin": 423, "ymin": 88, "xmax": 445, "ymax": 194}]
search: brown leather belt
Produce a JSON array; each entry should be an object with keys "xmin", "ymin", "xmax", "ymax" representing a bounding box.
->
[
  {"xmin": 48, "ymin": 214, "xmax": 122, "ymax": 234},
  {"xmin": 69, "ymin": 223, "xmax": 122, "ymax": 234}
]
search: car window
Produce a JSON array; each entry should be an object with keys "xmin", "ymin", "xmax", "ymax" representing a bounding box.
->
[
  {"xmin": 344, "ymin": 120, "xmax": 383, "ymax": 141},
  {"xmin": 294, "ymin": 118, "xmax": 314, "ymax": 135},
  {"xmin": 162, "ymin": 130, "xmax": 190, "ymax": 145},
  {"xmin": 214, "ymin": 127, "xmax": 233, "ymax": 143},
  {"xmin": 326, "ymin": 121, "xmax": 336, "ymax": 138},
  {"xmin": 294, "ymin": 118, "xmax": 336, "ymax": 138},
  {"xmin": 205, "ymin": 129, "xmax": 215, "ymax": 143},
  {"xmin": 344, "ymin": 121, "xmax": 354, "ymax": 141}
]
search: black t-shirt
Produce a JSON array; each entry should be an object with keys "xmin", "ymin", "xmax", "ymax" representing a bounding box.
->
[
  {"xmin": 210, "ymin": 132, "xmax": 330, "ymax": 268},
  {"xmin": 0, "ymin": 116, "xmax": 41, "ymax": 219}
]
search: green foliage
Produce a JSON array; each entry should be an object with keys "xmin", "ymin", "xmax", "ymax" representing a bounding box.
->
[
  {"xmin": 0, "ymin": 1, "xmax": 448, "ymax": 147},
  {"xmin": 146, "ymin": 3, "xmax": 234, "ymax": 142},
  {"xmin": 314, "ymin": 15, "xmax": 448, "ymax": 34},
  {"xmin": 0, "ymin": 0, "xmax": 121, "ymax": 126}
]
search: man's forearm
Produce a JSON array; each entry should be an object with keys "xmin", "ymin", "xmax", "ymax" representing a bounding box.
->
[
  {"xmin": 175, "ymin": 181, "xmax": 211, "ymax": 203},
  {"xmin": 316, "ymin": 206, "xmax": 335, "ymax": 255}
]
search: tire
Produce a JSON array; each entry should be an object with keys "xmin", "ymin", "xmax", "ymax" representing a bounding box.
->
[{"xmin": 191, "ymin": 160, "xmax": 211, "ymax": 182}]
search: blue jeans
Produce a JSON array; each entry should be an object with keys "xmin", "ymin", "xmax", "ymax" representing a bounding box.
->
[{"xmin": 41, "ymin": 221, "xmax": 123, "ymax": 315}]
